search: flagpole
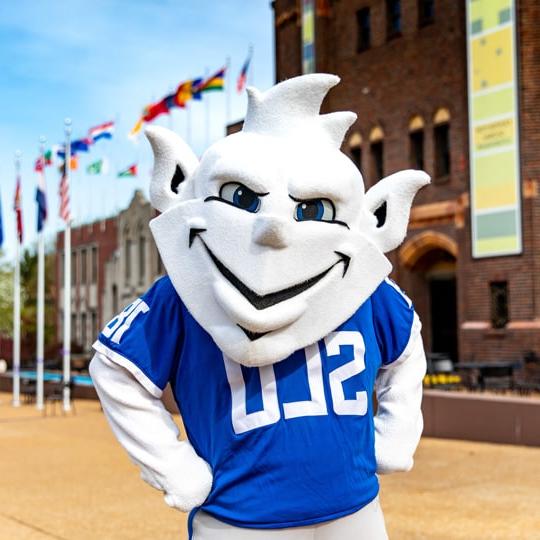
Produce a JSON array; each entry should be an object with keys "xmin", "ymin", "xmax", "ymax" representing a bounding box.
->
[
  {"xmin": 36, "ymin": 136, "xmax": 46, "ymax": 410},
  {"xmin": 248, "ymin": 44, "xmax": 255, "ymax": 87},
  {"xmin": 12, "ymin": 150, "xmax": 22, "ymax": 408},
  {"xmin": 225, "ymin": 56, "xmax": 231, "ymax": 130},
  {"xmin": 205, "ymin": 67, "xmax": 210, "ymax": 149},
  {"xmin": 63, "ymin": 118, "xmax": 72, "ymax": 412},
  {"xmin": 186, "ymin": 107, "xmax": 192, "ymax": 146}
]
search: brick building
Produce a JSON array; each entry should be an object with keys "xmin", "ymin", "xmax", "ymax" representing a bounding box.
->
[
  {"xmin": 56, "ymin": 191, "xmax": 163, "ymax": 359},
  {"xmin": 271, "ymin": 0, "xmax": 540, "ymax": 365},
  {"xmin": 56, "ymin": 216, "xmax": 118, "ymax": 357}
]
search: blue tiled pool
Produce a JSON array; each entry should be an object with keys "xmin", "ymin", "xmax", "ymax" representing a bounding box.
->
[{"xmin": 17, "ymin": 371, "xmax": 94, "ymax": 387}]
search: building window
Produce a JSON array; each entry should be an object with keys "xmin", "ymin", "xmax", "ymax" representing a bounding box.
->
[
  {"xmin": 91, "ymin": 311, "xmax": 98, "ymax": 341},
  {"xmin": 386, "ymin": 0, "xmax": 402, "ymax": 39},
  {"xmin": 356, "ymin": 8, "xmax": 371, "ymax": 52},
  {"xmin": 72, "ymin": 313, "xmax": 77, "ymax": 345},
  {"xmin": 139, "ymin": 235, "xmax": 146, "ymax": 284},
  {"xmin": 91, "ymin": 246, "xmax": 98, "ymax": 284},
  {"xmin": 71, "ymin": 250, "xmax": 77, "ymax": 286},
  {"xmin": 370, "ymin": 141, "xmax": 384, "ymax": 183},
  {"xmin": 434, "ymin": 122, "xmax": 450, "ymax": 178},
  {"xmin": 350, "ymin": 146, "xmax": 362, "ymax": 172},
  {"xmin": 81, "ymin": 248, "xmax": 87, "ymax": 285},
  {"xmin": 409, "ymin": 129, "xmax": 424, "ymax": 170},
  {"xmin": 418, "ymin": 0, "xmax": 435, "ymax": 27},
  {"xmin": 490, "ymin": 282, "xmax": 509, "ymax": 329},
  {"xmin": 125, "ymin": 239, "xmax": 132, "ymax": 283},
  {"xmin": 112, "ymin": 284, "xmax": 119, "ymax": 314},
  {"xmin": 81, "ymin": 312, "xmax": 87, "ymax": 349}
]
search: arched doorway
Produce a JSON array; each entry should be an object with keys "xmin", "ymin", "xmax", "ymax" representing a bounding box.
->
[{"xmin": 399, "ymin": 232, "xmax": 458, "ymax": 361}]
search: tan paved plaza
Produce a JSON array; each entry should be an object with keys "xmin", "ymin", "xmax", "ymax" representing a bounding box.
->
[{"xmin": 0, "ymin": 393, "xmax": 539, "ymax": 540}]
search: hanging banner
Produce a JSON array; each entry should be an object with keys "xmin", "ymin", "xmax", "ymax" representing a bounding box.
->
[
  {"xmin": 302, "ymin": 0, "xmax": 315, "ymax": 74},
  {"xmin": 467, "ymin": 0, "xmax": 522, "ymax": 258}
]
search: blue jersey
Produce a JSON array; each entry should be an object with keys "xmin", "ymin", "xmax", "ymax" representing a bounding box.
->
[{"xmin": 94, "ymin": 276, "xmax": 417, "ymax": 529}]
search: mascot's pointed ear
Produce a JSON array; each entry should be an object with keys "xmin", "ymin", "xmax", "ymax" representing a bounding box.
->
[
  {"xmin": 145, "ymin": 126, "xmax": 199, "ymax": 213},
  {"xmin": 364, "ymin": 169, "xmax": 430, "ymax": 253}
]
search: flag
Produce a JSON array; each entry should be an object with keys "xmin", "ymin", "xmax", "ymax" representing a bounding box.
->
[
  {"xmin": 237, "ymin": 52, "xmax": 252, "ymax": 93},
  {"xmin": 176, "ymin": 78, "xmax": 204, "ymax": 104},
  {"xmin": 88, "ymin": 121, "xmax": 115, "ymax": 143},
  {"xmin": 57, "ymin": 138, "xmax": 92, "ymax": 159},
  {"xmin": 130, "ymin": 99, "xmax": 169, "ymax": 137},
  {"xmin": 86, "ymin": 158, "xmax": 109, "ymax": 175},
  {"xmin": 44, "ymin": 149, "xmax": 54, "ymax": 165},
  {"xmin": 58, "ymin": 162, "xmax": 71, "ymax": 223},
  {"xmin": 129, "ymin": 118, "xmax": 144, "ymax": 138},
  {"xmin": 36, "ymin": 167, "xmax": 47, "ymax": 233},
  {"xmin": 34, "ymin": 156, "xmax": 45, "ymax": 172},
  {"xmin": 14, "ymin": 175, "xmax": 23, "ymax": 244},
  {"xmin": 0, "ymin": 188, "xmax": 4, "ymax": 248},
  {"xmin": 117, "ymin": 164, "xmax": 137, "ymax": 178},
  {"xmin": 196, "ymin": 67, "xmax": 226, "ymax": 93}
]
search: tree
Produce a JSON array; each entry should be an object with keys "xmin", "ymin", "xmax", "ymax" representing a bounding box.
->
[
  {"xmin": 19, "ymin": 246, "xmax": 56, "ymax": 360},
  {"xmin": 0, "ymin": 260, "xmax": 13, "ymax": 336}
]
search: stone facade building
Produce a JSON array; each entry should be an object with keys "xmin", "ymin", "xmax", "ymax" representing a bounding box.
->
[
  {"xmin": 56, "ymin": 191, "xmax": 163, "ymax": 358},
  {"xmin": 271, "ymin": 0, "xmax": 540, "ymax": 365}
]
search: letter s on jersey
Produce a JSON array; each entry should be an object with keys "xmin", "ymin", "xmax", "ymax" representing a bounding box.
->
[{"xmin": 224, "ymin": 331, "xmax": 368, "ymax": 434}]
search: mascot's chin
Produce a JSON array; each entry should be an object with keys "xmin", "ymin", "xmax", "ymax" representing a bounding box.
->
[{"xmin": 91, "ymin": 73, "xmax": 430, "ymax": 540}]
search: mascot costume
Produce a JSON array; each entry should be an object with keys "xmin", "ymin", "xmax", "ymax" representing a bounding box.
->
[{"xmin": 90, "ymin": 74, "xmax": 429, "ymax": 539}]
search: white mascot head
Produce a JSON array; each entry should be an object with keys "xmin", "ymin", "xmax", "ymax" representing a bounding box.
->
[{"xmin": 147, "ymin": 74, "xmax": 429, "ymax": 367}]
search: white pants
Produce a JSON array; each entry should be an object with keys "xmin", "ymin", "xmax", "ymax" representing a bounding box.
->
[{"xmin": 192, "ymin": 496, "xmax": 388, "ymax": 540}]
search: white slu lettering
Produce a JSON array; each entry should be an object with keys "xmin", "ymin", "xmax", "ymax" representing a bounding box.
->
[
  {"xmin": 102, "ymin": 299, "xmax": 150, "ymax": 344},
  {"xmin": 224, "ymin": 331, "xmax": 368, "ymax": 434}
]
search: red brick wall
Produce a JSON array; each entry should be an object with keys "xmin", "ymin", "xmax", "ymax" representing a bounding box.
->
[
  {"xmin": 55, "ymin": 217, "xmax": 118, "ymax": 344},
  {"xmin": 273, "ymin": 0, "xmax": 540, "ymax": 366}
]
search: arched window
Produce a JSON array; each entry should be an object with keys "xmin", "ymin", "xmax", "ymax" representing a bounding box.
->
[
  {"xmin": 409, "ymin": 115, "xmax": 425, "ymax": 170},
  {"xmin": 369, "ymin": 126, "xmax": 384, "ymax": 184},
  {"xmin": 348, "ymin": 132, "xmax": 363, "ymax": 172},
  {"xmin": 434, "ymin": 108, "xmax": 451, "ymax": 179}
]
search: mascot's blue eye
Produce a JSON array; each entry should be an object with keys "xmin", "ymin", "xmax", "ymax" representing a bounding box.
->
[
  {"xmin": 220, "ymin": 182, "xmax": 261, "ymax": 213},
  {"xmin": 295, "ymin": 199, "xmax": 335, "ymax": 222}
]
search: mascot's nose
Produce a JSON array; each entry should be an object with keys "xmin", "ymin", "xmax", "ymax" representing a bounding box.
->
[{"xmin": 253, "ymin": 216, "xmax": 289, "ymax": 249}]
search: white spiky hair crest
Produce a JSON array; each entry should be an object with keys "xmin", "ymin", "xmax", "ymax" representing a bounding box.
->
[{"xmin": 242, "ymin": 74, "xmax": 357, "ymax": 148}]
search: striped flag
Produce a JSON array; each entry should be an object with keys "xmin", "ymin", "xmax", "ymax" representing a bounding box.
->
[
  {"xmin": 58, "ymin": 162, "xmax": 71, "ymax": 223},
  {"xmin": 88, "ymin": 121, "xmax": 115, "ymax": 143},
  {"xmin": 36, "ymin": 165, "xmax": 47, "ymax": 232},
  {"xmin": 14, "ymin": 174, "xmax": 23, "ymax": 244},
  {"xmin": 196, "ymin": 67, "xmax": 226, "ymax": 93},
  {"xmin": 237, "ymin": 50, "xmax": 252, "ymax": 93}
]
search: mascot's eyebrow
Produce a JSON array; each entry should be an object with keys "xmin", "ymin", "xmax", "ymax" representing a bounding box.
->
[{"xmin": 210, "ymin": 164, "xmax": 270, "ymax": 194}]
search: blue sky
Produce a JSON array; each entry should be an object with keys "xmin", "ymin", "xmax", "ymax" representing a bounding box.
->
[{"xmin": 0, "ymin": 0, "xmax": 274, "ymax": 262}]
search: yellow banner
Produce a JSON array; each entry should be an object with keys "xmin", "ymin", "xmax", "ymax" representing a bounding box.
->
[{"xmin": 467, "ymin": 0, "xmax": 521, "ymax": 257}]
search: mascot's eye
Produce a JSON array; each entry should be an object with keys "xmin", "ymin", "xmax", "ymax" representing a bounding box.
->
[
  {"xmin": 295, "ymin": 199, "xmax": 335, "ymax": 222},
  {"xmin": 220, "ymin": 182, "xmax": 261, "ymax": 213}
]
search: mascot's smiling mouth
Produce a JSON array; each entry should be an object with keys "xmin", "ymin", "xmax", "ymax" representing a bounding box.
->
[{"xmin": 189, "ymin": 227, "xmax": 351, "ymax": 319}]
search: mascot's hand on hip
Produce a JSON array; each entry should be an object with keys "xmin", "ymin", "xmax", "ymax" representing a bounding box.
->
[{"xmin": 90, "ymin": 73, "xmax": 429, "ymax": 539}]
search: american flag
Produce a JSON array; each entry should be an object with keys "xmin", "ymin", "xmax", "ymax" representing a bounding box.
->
[
  {"xmin": 13, "ymin": 174, "xmax": 23, "ymax": 244},
  {"xmin": 237, "ymin": 48, "xmax": 252, "ymax": 94},
  {"xmin": 58, "ymin": 161, "xmax": 71, "ymax": 223}
]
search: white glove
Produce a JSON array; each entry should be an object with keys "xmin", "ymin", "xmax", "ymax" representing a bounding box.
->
[
  {"xmin": 374, "ymin": 326, "xmax": 426, "ymax": 474},
  {"xmin": 89, "ymin": 352, "xmax": 212, "ymax": 512}
]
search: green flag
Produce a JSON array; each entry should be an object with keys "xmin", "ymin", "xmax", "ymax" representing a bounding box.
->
[{"xmin": 87, "ymin": 158, "xmax": 108, "ymax": 175}]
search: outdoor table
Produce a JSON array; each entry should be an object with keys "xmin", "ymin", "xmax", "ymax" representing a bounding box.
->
[{"xmin": 455, "ymin": 361, "xmax": 521, "ymax": 390}]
